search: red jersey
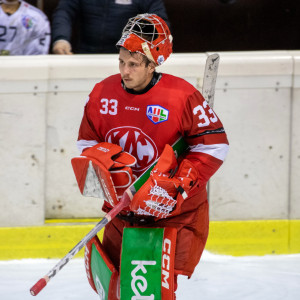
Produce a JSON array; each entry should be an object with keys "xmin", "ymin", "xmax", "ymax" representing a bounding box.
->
[
  {"xmin": 78, "ymin": 73, "xmax": 229, "ymax": 277},
  {"xmin": 78, "ymin": 73, "xmax": 229, "ymax": 184}
]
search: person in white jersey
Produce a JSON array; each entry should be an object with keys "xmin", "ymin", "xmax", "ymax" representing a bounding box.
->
[{"xmin": 0, "ymin": 0, "xmax": 50, "ymax": 55}]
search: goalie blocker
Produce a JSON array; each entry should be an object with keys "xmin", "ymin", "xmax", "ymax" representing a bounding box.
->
[{"xmin": 85, "ymin": 227, "xmax": 177, "ymax": 300}]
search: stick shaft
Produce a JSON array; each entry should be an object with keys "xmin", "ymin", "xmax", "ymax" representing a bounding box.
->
[
  {"xmin": 30, "ymin": 193, "xmax": 130, "ymax": 296},
  {"xmin": 202, "ymin": 53, "xmax": 220, "ymax": 107},
  {"xmin": 30, "ymin": 53, "xmax": 220, "ymax": 297}
]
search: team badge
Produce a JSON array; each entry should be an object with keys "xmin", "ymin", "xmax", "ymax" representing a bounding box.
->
[
  {"xmin": 105, "ymin": 126, "xmax": 158, "ymax": 174},
  {"xmin": 146, "ymin": 105, "xmax": 169, "ymax": 124},
  {"xmin": 22, "ymin": 15, "xmax": 35, "ymax": 29}
]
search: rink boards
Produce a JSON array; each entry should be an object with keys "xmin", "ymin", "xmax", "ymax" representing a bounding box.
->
[
  {"xmin": 0, "ymin": 219, "xmax": 299, "ymax": 259},
  {"xmin": 1, "ymin": 51, "xmax": 300, "ymax": 258}
]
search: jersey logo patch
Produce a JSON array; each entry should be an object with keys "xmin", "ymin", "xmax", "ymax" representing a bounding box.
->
[
  {"xmin": 22, "ymin": 15, "xmax": 35, "ymax": 29},
  {"xmin": 146, "ymin": 105, "xmax": 169, "ymax": 124},
  {"xmin": 105, "ymin": 126, "xmax": 158, "ymax": 174}
]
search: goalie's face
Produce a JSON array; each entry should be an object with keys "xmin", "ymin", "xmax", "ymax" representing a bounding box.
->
[{"xmin": 119, "ymin": 48, "xmax": 155, "ymax": 92}]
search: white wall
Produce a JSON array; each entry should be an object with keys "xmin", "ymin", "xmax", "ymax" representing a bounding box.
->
[
  {"xmin": 290, "ymin": 51, "xmax": 300, "ymax": 220},
  {"xmin": 209, "ymin": 51, "xmax": 293, "ymax": 221},
  {"xmin": 0, "ymin": 51, "xmax": 299, "ymax": 226}
]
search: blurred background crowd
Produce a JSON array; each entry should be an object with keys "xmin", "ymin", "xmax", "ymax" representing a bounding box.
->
[{"xmin": 0, "ymin": 0, "xmax": 299, "ymax": 56}]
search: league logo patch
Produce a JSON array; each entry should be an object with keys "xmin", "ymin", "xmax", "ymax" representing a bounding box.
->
[
  {"xmin": 22, "ymin": 15, "xmax": 35, "ymax": 29},
  {"xmin": 146, "ymin": 105, "xmax": 169, "ymax": 124}
]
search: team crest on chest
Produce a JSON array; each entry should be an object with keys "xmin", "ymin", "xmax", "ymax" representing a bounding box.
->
[
  {"xmin": 146, "ymin": 105, "xmax": 169, "ymax": 124},
  {"xmin": 105, "ymin": 126, "xmax": 158, "ymax": 174},
  {"xmin": 22, "ymin": 15, "xmax": 35, "ymax": 29}
]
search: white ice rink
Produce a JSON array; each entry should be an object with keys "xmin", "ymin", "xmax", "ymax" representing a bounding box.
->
[{"xmin": 1, "ymin": 251, "xmax": 300, "ymax": 300}]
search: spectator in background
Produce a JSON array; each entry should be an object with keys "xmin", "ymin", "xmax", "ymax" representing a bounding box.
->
[
  {"xmin": 0, "ymin": 0, "xmax": 50, "ymax": 55},
  {"xmin": 51, "ymin": 0, "xmax": 169, "ymax": 55}
]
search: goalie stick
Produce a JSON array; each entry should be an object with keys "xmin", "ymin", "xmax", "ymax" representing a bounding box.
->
[
  {"xmin": 202, "ymin": 53, "xmax": 220, "ymax": 108},
  {"xmin": 29, "ymin": 53, "xmax": 220, "ymax": 296}
]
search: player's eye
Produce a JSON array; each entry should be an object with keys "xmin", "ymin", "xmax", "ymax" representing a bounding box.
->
[{"xmin": 129, "ymin": 61, "xmax": 139, "ymax": 67}]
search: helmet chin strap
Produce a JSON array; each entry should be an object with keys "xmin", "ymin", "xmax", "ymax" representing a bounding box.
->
[{"xmin": 1, "ymin": 0, "xmax": 20, "ymax": 5}]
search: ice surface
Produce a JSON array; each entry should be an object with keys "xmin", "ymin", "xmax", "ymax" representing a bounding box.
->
[{"xmin": 0, "ymin": 251, "xmax": 299, "ymax": 300}]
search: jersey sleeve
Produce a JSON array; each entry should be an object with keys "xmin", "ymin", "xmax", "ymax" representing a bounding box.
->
[
  {"xmin": 23, "ymin": 15, "xmax": 51, "ymax": 55},
  {"xmin": 77, "ymin": 97, "xmax": 101, "ymax": 153},
  {"xmin": 51, "ymin": 0, "xmax": 80, "ymax": 43},
  {"xmin": 181, "ymin": 90, "xmax": 229, "ymax": 186}
]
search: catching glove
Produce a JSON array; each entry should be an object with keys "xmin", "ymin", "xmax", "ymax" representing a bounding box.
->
[
  {"xmin": 130, "ymin": 144, "xmax": 198, "ymax": 218},
  {"xmin": 71, "ymin": 142, "xmax": 136, "ymax": 207}
]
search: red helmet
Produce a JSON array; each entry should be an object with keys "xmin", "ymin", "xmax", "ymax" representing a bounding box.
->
[{"xmin": 116, "ymin": 13, "xmax": 173, "ymax": 66}]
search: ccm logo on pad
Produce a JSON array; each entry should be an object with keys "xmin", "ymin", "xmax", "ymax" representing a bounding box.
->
[{"xmin": 162, "ymin": 238, "xmax": 171, "ymax": 290}]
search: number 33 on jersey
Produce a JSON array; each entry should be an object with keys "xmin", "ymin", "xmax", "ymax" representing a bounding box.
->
[
  {"xmin": 99, "ymin": 98, "xmax": 118, "ymax": 115},
  {"xmin": 78, "ymin": 73, "xmax": 228, "ymax": 177}
]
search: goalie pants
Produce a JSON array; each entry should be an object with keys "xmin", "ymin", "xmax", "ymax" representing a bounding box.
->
[{"xmin": 102, "ymin": 185, "xmax": 209, "ymax": 278}]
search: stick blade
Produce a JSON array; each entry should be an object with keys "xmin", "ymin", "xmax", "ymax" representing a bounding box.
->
[{"xmin": 30, "ymin": 278, "xmax": 47, "ymax": 296}]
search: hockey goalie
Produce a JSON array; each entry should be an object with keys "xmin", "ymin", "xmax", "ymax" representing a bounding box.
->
[{"xmin": 71, "ymin": 13, "xmax": 229, "ymax": 300}]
